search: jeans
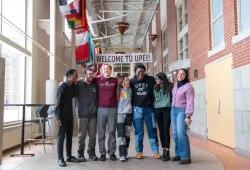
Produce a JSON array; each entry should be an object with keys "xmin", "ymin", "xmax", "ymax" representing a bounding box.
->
[
  {"xmin": 133, "ymin": 107, "xmax": 159, "ymax": 154},
  {"xmin": 171, "ymin": 106, "xmax": 191, "ymax": 160},
  {"xmin": 117, "ymin": 114, "xmax": 133, "ymax": 157}
]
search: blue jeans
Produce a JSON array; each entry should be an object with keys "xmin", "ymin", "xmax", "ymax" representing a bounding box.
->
[
  {"xmin": 133, "ymin": 107, "xmax": 159, "ymax": 154},
  {"xmin": 171, "ymin": 106, "xmax": 191, "ymax": 160}
]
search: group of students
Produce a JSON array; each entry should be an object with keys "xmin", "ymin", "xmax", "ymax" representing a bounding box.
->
[{"xmin": 54, "ymin": 63, "xmax": 194, "ymax": 167}]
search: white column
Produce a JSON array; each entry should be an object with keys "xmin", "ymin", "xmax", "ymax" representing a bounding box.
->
[
  {"xmin": 0, "ymin": 57, "xmax": 5, "ymax": 165},
  {"xmin": 50, "ymin": 0, "xmax": 56, "ymax": 80}
]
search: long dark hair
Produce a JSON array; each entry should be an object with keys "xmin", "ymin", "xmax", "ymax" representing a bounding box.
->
[
  {"xmin": 154, "ymin": 72, "xmax": 173, "ymax": 96},
  {"xmin": 117, "ymin": 76, "xmax": 126, "ymax": 100}
]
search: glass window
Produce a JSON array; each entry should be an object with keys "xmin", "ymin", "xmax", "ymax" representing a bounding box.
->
[
  {"xmin": 178, "ymin": 6, "xmax": 182, "ymax": 19},
  {"xmin": 212, "ymin": 0, "xmax": 223, "ymax": 19},
  {"xmin": 2, "ymin": 0, "xmax": 26, "ymax": 47},
  {"xmin": 177, "ymin": 0, "xmax": 188, "ymax": 33},
  {"xmin": 162, "ymin": 27, "xmax": 168, "ymax": 51},
  {"xmin": 211, "ymin": 0, "xmax": 224, "ymax": 48},
  {"xmin": 2, "ymin": 45, "xmax": 25, "ymax": 123},
  {"xmin": 239, "ymin": 0, "xmax": 250, "ymax": 31},
  {"xmin": 213, "ymin": 17, "xmax": 224, "ymax": 47},
  {"xmin": 163, "ymin": 54, "xmax": 168, "ymax": 73},
  {"xmin": 185, "ymin": 48, "xmax": 189, "ymax": 59},
  {"xmin": 179, "ymin": 39, "xmax": 183, "ymax": 51},
  {"xmin": 113, "ymin": 63, "xmax": 131, "ymax": 76},
  {"xmin": 179, "ymin": 52, "xmax": 183, "ymax": 60},
  {"xmin": 177, "ymin": 1, "xmax": 188, "ymax": 60},
  {"xmin": 185, "ymin": 14, "xmax": 188, "ymax": 25}
]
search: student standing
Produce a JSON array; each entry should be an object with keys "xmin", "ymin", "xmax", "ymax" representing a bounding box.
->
[
  {"xmin": 171, "ymin": 68, "xmax": 194, "ymax": 164},
  {"xmin": 54, "ymin": 69, "xmax": 80, "ymax": 167},
  {"xmin": 154, "ymin": 72, "xmax": 173, "ymax": 161},
  {"xmin": 74, "ymin": 68, "xmax": 98, "ymax": 162},
  {"xmin": 116, "ymin": 76, "xmax": 133, "ymax": 162},
  {"xmin": 130, "ymin": 63, "xmax": 160, "ymax": 159}
]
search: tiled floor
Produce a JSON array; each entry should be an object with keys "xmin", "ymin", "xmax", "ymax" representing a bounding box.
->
[{"xmin": 1, "ymin": 131, "xmax": 250, "ymax": 170}]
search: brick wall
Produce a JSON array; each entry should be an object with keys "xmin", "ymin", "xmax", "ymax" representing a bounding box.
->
[
  {"xmin": 189, "ymin": 0, "xmax": 250, "ymax": 81},
  {"xmin": 167, "ymin": 0, "xmax": 178, "ymax": 64}
]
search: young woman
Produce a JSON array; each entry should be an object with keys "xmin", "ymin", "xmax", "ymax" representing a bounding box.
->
[
  {"xmin": 116, "ymin": 76, "xmax": 133, "ymax": 162},
  {"xmin": 171, "ymin": 69, "xmax": 194, "ymax": 165},
  {"xmin": 154, "ymin": 72, "xmax": 173, "ymax": 161}
]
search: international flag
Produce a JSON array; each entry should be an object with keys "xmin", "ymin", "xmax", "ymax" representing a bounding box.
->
[
  {"xmin": 75, "ymin": 31, "xmax": 90, "ymax": 64},
  {"xmin": 59, "ymin": 0, "xmax": 80, "ymax": 17}
]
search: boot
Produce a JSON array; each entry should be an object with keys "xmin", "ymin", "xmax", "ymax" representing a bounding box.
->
[
  {"xmin": 161, "ymin": 149, "xmax": 170, "ymax": 161},
  {"xmin": 78, "ymin": 150, "xmax": 86, "ymax": 162}
]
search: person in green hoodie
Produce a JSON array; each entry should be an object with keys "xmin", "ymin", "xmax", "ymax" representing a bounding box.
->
[{"xmin": 154, "ymin": 72, "xmax": 173, "ymax": 161}]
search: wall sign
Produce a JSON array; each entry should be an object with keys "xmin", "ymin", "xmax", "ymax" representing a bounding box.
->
[{"xmin": 96, "ymin": 53, "xmax": 152, "ymax": 63}]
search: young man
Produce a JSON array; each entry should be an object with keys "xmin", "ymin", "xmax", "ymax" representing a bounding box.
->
[
  {"xmin": 74, "ymin": 68, "xmax": 98, "ymax": 162},
  {"xmin": 130, "ymin": 63, "xmax": 161, "ymax": 159},
  {"xmin": 94, "ymin": 64, "xmax": 118, "ymax": 161},
  {"xmin": 54, "ymin": 69, "xmax": 80, "ymax": 167}
]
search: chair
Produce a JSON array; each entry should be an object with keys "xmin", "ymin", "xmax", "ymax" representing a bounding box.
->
[{"xmin": 26, "ymin": 105, "xmax": 54, "ymax": 154}]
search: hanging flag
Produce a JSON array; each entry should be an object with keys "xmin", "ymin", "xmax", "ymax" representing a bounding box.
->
[
  {"xmin": 59, "ymin": 0, "xmax": 80, "ymax": 16},
  {"xmin": 75, "ymin": 31, "xmax": 90, "ymax": 64},
  {"xmin": 80, "ymin": 0, "xmax": 88, "ymax": 30}
]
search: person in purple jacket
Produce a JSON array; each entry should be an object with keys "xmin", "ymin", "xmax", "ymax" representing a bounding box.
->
[{"xmin": 171, "ymin": 68, "xmax": 194, "ymax": 165}]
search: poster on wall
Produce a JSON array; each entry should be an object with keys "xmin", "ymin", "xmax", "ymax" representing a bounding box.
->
[{"xmin": 96, "ymin": 53, "xmax": 152, "ymax": 64}]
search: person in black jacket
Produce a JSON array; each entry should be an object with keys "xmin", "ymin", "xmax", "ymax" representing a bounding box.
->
[
  {"xmin": 130, "ymin": 63, "xmax": 160, "ymax": 159},
  {"xmin": 74, "ymin": 68, "xmax": 98, "ymax": 162},
  {"xmin": 55, "ymin": 69, "xmax": 79, "ymax": 167}
]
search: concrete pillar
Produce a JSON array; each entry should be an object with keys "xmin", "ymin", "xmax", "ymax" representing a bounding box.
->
[
  {"xmin": 0, "ymin": 57, "xmax": 5, "ymax": 165},
  {"xmin": 50, "ymin": 0, "xmax": 56, "ymax": 80}
]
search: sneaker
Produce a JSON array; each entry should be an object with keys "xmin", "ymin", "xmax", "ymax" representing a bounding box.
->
[
  {"xmin": 120, "ymin": 156, "xmax": 126, "ymax": 162},
  {"xmin": 179, "ymin": 159, "xmax": 191, "ymax": 164},
  {"xmin": 78, "ymin": 153, "xmax": 86, "ymax": 162},
  {"xmin": 136, "ymin": 153, "xmax": 143, "ymax": 159},
  {"xmin": 89, "ymin": 153, "xmax": 98, "ymax": 161},
  {"xmin": 125, "ymin": 155, "xmax": 128, "ymax": 160},
  {"xmin": 66, "ymin": 156, "xmax": 80, "ymax": 163},
  {"xmin": 153, "ymin": 153, "xmax": 161, "ymax": 159},
  {"xmin": 58, "ymin": 159, "xmax": 66, "ymax": 167},
  {"xmin": 110, "ymin": 154, "xmax": 117, "ymax": 161},
  {"xmin": 172, "ymin": 156, "xmax": 181, "ymax": 161},
  {"xmin": 99, "ymin": 155, "xmax": 106, "ymax": 161}
]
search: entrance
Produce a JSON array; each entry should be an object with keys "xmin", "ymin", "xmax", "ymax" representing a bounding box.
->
[{"xmin": 205, "ymin": 55, "xmax": 235, "ymax": 148}]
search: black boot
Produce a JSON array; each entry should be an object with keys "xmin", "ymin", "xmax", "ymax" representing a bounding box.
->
[
  {"xmin": 78, "ymin": 150, "xmax": 86, "ymax": 162},
  {"xmin": 161, "ymin": 149, "xmax": 170, "ymax": 161}
]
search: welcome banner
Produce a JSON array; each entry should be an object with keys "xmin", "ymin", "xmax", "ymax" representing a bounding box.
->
[{"xmin": 96, "ymin": 53, "xmax": 152, "ymax": 64}]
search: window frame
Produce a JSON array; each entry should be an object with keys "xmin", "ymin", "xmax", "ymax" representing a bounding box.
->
[
  {"xmin": 177, "ymin": 0, "xmax": 188, "ymax": 33},
  {"xmin": 161, "ymin": 26, "xmax": 168, "ymax": 51},
  {"xmin": 237, "ymin": 0, "xmax": 250, "ymax": 32},
  {"xmin": 177, "ymin": 0, "xmax": 188, "ymax": 61},
  {"xmin": 0, "ymin": 0, "xmax": 30, "ymax": 124},
  {"xmin": 163, "ymin": 54, "xmax": 168, "ymax": 73},
  {"xmin": 210, "ymin": 0, "xmax": 224, "ymax": 48}
]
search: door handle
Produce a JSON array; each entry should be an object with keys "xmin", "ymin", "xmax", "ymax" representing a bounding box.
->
[{"xmin": 218, "ymin": 100, "xmax": 221, "ymax": 114}]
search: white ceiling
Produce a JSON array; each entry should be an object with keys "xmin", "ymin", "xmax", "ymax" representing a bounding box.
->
[{"xmin": 90, "ymin": 0, "xmax": 159, "ymax": 49}]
